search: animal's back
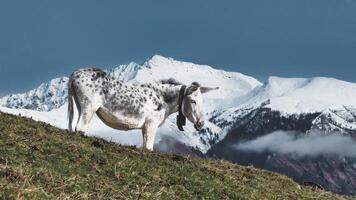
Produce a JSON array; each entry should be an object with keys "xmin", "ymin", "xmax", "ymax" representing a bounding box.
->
[{"xmin": 70, "ymin": 68, "xmax": 107, "ymax": 93}]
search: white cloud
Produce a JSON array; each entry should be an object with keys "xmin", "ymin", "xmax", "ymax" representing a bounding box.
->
[{"xmin": 235, "ymin": 131, "xmax": 356, "ymax": 158}]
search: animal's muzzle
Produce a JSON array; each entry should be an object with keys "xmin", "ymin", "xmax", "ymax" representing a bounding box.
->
[{"xmin": 194, "ymin": 121, "xmax": 204, "ymax": 131}]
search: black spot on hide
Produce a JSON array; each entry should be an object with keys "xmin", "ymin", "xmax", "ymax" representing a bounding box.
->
[{"xmin": 156, "ymin": 103, "xmax": 162, "ymax": 111}]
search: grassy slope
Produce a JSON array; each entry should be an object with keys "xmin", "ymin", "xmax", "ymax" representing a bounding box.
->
[{"xmin": 0, "ymin": 112, "xmax": 353, "ymax": 200}]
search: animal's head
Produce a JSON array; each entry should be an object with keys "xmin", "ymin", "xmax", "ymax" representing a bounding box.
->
[{"xmin": 182, "ymin": 82, "xmax": 219, "ymax": 131}]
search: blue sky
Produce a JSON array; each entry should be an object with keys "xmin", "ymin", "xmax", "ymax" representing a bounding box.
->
[{"xmin": 0, "ymin": 0, "xmax": 356, "ymax": 96}]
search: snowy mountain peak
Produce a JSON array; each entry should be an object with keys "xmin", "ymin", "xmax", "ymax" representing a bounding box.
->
[
  {"xmin": 241, "ymin": 76, "xmax": 356, "ymax": 114},
  {"xmin": 0, "ymin": 77, "xmax": 68, "ymax": 111},
  {"xmin": 108, "ymin": 62, "xmax": 142, "ymax": 81},
  {"xmin": 145, "ymin": 55, "xmax": 196, "ymax": 67},
  {"xmin": 264, "ymin": 76, "xmax": 354, "ymax": 94},
  {"xmin": 265, "ymin": 76, "xmax": 310, "ymax": 94},
  {"xmin": 142, "ymin": 55, "xmax": 214, "ymax": 73},
  {"xmin": 147, "ymin": 54, "xmax": 176, "ymax": 64},
  {"xmin": 133, "ymin": 55, "xmax": 261, "ymax": 110}
]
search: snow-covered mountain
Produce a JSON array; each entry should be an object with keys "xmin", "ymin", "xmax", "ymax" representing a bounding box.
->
[
  {"xmin": 0, "ymin": 55, "xmax": 261, "ymax": 153},
  {"xmin": 0, "ymin": 77, "xmax": 68, "ymax": 111},
  {"xmin": 210, "ymin": 76, "xmax": 356, "ymax": 135},
  {"xmin": 207, "ymin": 76, "xmax": 356, "ymax": 195},
  {"xmin": 243, "ymin": 76, "xmax": 356, "ymax": 114},
  {"xmin": 132, "ymin": 55, "xmax": 261, "ymax": 110}
]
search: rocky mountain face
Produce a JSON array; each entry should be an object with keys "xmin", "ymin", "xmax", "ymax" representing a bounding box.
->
[
  {"xmin": 206, "ymin": 77, "xmax": 356, "ymax": 195},
  {"xmin": 1, "ymin": 56, "xmax": 356, "ymax": 195},
  {"xmin": 207, "ymin": 105, "xmax": 356, "ymax": 195}
]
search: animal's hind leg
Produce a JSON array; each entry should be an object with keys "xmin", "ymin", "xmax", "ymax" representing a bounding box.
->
[{"xmin": 75, "ymin": 107, "xmax": 95, "ymax": 133}]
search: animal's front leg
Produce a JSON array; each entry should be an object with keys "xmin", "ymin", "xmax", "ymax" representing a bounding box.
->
[{"xmin": 142, "ymin": 122, "xmax": 158, "ymax": 151}]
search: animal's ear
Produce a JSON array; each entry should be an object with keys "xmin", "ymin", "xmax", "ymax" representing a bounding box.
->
[
  {"xmin": 200, "ymin": 86, "xmax": 219, "ymax": 94},
  {"xmin": 186, "ymin": 85, "xmax": 200, "ymax": 95}
]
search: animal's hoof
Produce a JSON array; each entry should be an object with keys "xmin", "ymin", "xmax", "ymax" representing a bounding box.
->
[{"xmin": 75, "ymin": 131, "xmax": 85, "ymax": 136}]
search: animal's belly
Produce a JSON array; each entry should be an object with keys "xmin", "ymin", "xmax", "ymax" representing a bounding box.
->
[{"xmin": 96, "ymin": 107, "xmax": 144, "ymax": 130}]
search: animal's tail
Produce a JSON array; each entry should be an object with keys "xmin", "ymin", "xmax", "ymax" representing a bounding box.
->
[{"xmin": 67, "ymin": 74, "xmax": 74, "ymax": 132}]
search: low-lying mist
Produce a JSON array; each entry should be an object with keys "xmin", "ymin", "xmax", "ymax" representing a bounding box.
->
[{"xmin": 235, "ymin": 131, "xmax": 356, "ymax": 158}]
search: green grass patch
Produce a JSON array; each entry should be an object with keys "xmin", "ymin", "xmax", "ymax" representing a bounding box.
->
[{"xmin": 0, "ymin": 112, "xmax": 354, "ymax": 199}]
